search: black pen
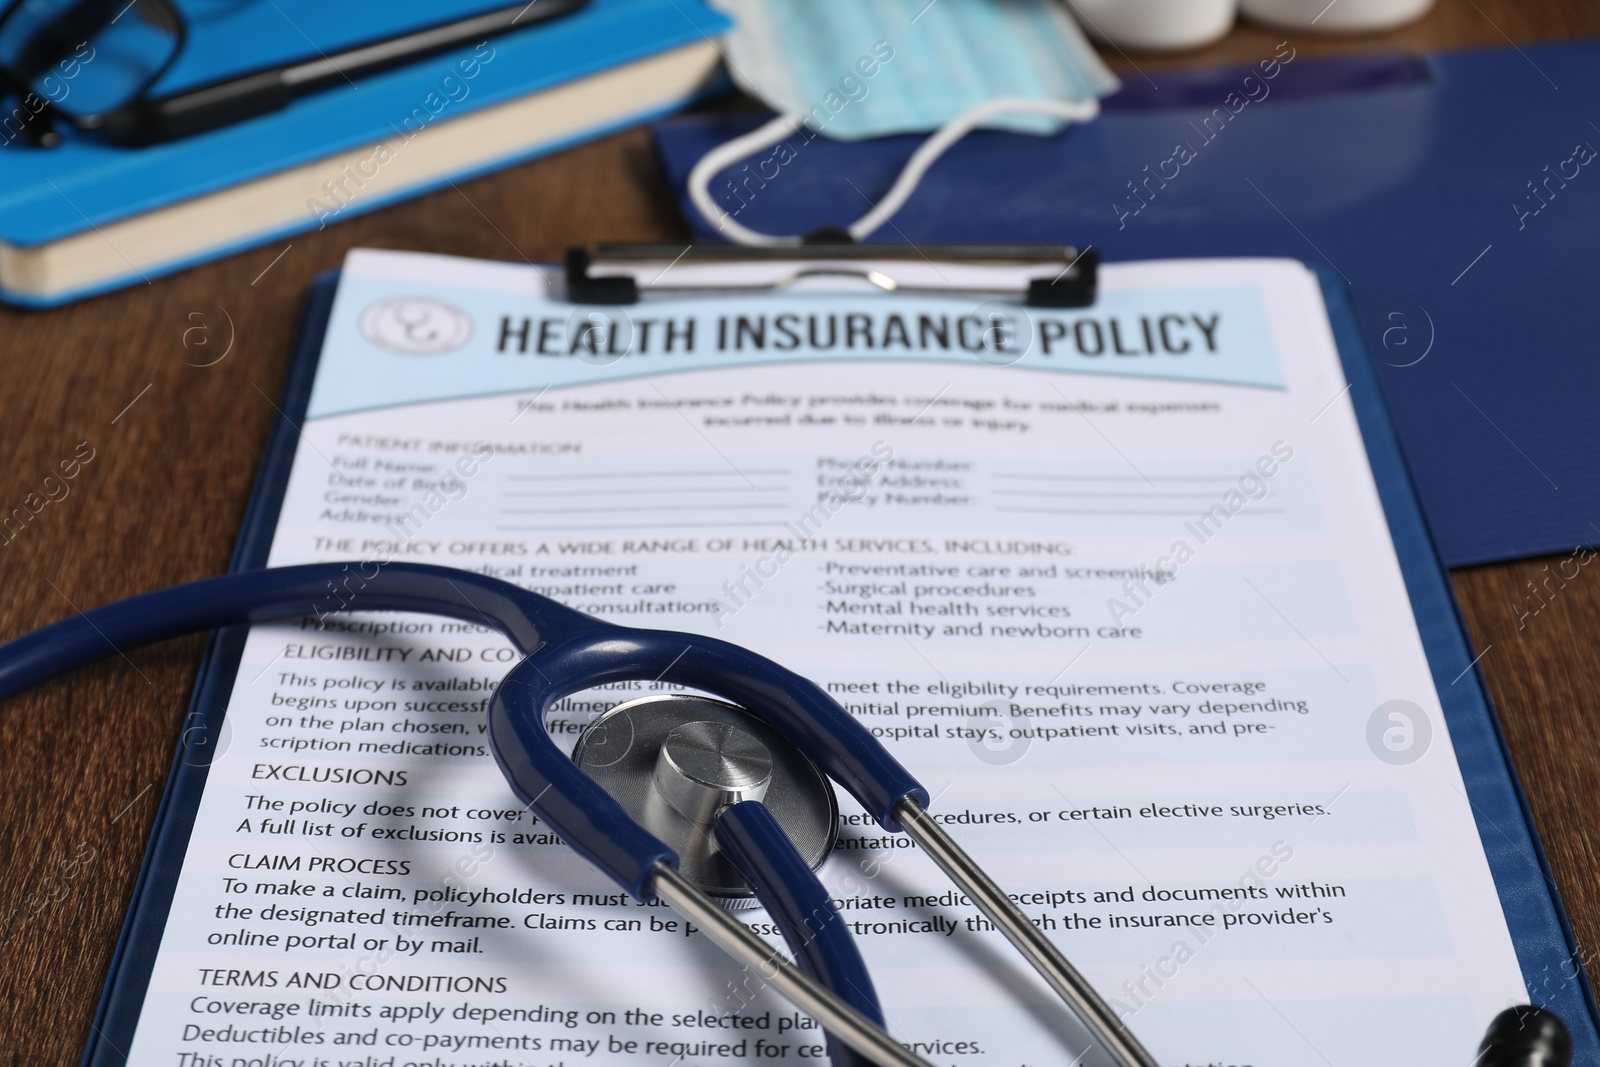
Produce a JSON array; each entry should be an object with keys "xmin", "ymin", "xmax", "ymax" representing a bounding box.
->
[{"xmin": 89, "ymin": 0, "xmax": 592, "ymax": 146}]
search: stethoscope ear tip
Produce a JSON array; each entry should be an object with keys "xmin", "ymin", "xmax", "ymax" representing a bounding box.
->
[{"xmin": 1478, "ymin": 1005, "xmax": 1572, "ymax": 1067}]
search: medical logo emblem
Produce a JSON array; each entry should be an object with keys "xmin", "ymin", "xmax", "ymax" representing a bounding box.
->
[{"xmin": 360, "ymin": 297, "xmax": 473, "ymax": 354}]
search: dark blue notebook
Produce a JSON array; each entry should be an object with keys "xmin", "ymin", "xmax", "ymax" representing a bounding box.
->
[
  {"xmin": 81, "ymin": 263, "xmax": 1599, "ymax": 1064},
  {"xmin": 652, "ymin": 39, "xmax": 1600, "ymax": 569}
]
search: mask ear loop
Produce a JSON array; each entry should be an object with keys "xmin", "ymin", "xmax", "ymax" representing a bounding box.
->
[{"xmin": 686, "ymin": 96, "xmax": 1101, "ymax": 247}]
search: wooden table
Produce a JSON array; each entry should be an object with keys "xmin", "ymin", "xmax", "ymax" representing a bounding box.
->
[{"xmin": 3, "ymin": 2, "xmax": 1597, "ymax": 1059}]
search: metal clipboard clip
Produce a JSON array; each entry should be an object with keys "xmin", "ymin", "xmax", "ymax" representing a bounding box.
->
[{"xmin": 564, "ymin": 243, "xmax": 1098, "ymax": 308}]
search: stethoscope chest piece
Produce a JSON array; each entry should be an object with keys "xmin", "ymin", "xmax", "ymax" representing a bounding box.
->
[{"xmin": 572, "ymin": 694, "xmax": 840, "ymax": 908}]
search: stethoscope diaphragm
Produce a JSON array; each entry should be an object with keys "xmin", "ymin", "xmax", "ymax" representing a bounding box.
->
[{"xmin": 573, "ymin": 694, "xmax": 839, "ymax": 909}]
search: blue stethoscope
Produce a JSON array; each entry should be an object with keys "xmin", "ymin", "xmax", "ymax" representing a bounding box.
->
[{"xmin": 0, "ymin": 563, "xmax": 1568, "ymax": 1067}]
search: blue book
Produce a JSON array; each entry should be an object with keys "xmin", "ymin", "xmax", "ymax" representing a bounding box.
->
[{"xmin": 0, "ymin": 0, "xmax": 730, "ymax": 307}]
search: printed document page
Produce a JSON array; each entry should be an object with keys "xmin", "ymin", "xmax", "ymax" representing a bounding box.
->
[{"xmin": 124, "ymin": 249, "xmax": 1526, "ymax": 1067}]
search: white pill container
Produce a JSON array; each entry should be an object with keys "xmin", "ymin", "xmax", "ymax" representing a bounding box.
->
[
  {"xmin": 1239, "ymin": 0, "xmax": 1435, "ymax": 32},
  {"xmin": 1067, "ymin": 0, "xmax": 1239, "ymax": 51}
]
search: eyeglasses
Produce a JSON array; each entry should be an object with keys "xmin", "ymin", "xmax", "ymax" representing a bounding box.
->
[
  {"xmin": 0, "ymin": 0, "xmax": 590, "ymax": 149},
  {"xmin": 0, "ymin": 0, "xmax": 184, "ymax": 147}
]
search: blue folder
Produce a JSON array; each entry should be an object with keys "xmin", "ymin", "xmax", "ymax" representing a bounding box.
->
[
  {"xmin": 80, "ymin": 264, "xmax": 1600, "ymax": 1062},
  {"xmin": 653, "ymin": 39, "xmax": 1600, "ymax": 569}
]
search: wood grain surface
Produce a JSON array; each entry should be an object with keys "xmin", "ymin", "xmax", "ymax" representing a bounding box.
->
[{"xmin": 2, "ymin": 2, "xmax": 1598, "ymax": 1060}]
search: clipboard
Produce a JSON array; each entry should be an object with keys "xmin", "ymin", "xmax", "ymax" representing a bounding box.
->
[{"xmin": 76, "ymin": 245, "xmax": 1600, "ymax": 1065}]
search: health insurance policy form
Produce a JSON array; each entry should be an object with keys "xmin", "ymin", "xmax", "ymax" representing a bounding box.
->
[{"xmin": 123, "ymin": 249, "xmax": 1526, "ymax": 1067}]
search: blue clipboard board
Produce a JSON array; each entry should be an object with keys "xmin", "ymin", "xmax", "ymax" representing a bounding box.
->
[
  {"xmin": 77, "ymin": 262, "xmax": 1600, "ymax": 1064},
  {"xmin": 653, "ymin": 39, "xmax": 1600, "ymax": 570}
]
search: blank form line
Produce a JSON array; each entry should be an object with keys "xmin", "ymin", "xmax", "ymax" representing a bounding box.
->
[
  {"xmin": 498, "ymin": 521, "xmax": 786, "ymax": 533},
  {"xmin": 993, "ymin": 490, "xmax": 1276, "ymax": 500},
  {"xmin": 507, "ymin": 469, "xmax": 792, "ymax": 481},
  {"xmin": 506, "ymin": 486, "xmax": 789, "ymax": 498},
  {"xmin": 502, "ymin": 504, "xmax": 790, "ymax": 515},
  {"xmin": 992, "ymin": 473, "xmax": 1240, "ymax": 483},
  {"xmin": 999, "ymin": 506, "xmax": 1284, "ymax": 517}
]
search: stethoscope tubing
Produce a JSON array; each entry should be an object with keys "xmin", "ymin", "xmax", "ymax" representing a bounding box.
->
[
  {"xmin": 715, "ymin": 799, "xmax": 884, "ymax": 1067},
  {"xmin": 0, "ymin": 561, "xmax": 1159, "ymax": 1067},
  {"xmin": 0, "ymin": 561, "xmax": 1567, "ymax": 1067},
  {"xmin": 0, "ymin": 562, "xmax": 928, "ymax": 897}
]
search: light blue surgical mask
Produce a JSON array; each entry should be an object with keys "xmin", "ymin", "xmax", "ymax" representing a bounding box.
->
[
  {"xmin": 708, "ymin": 0, "xmax": 1118, "ymax": 139},
  {"xmin": 691, "ymin": 0, "xmax": 1118, "ymax": 245}
]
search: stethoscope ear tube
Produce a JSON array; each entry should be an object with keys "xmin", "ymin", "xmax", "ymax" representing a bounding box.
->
[
  {"xmin": 653, "ymin": 865, "xmax": 940, "ymax": 1067},
  {"xmin": 715, "ymin": 800, "xmax": 885, "ymax": 1067},
  {"xmin": 488, "ymin": 652, "xmax": 680, "ymax": 900}
]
